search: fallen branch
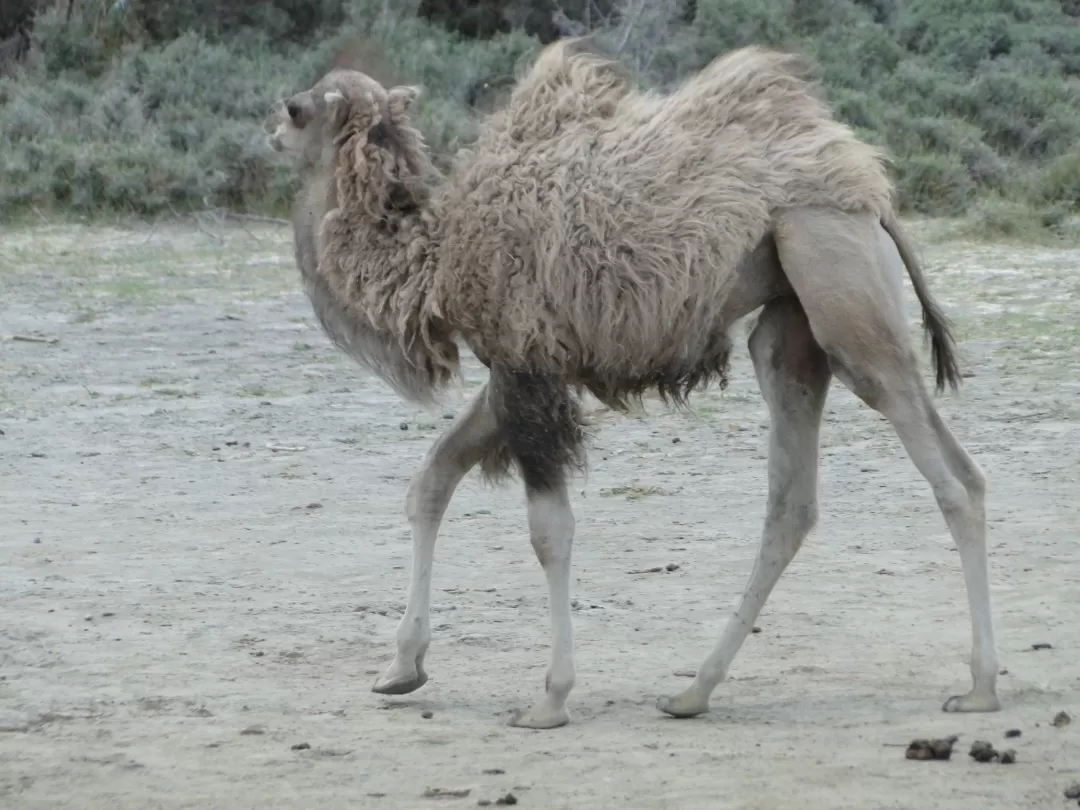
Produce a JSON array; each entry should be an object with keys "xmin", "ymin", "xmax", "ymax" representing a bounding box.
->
[{"xmin": 4, "ymin": 334, "xmax": 59, "ymax": 344}]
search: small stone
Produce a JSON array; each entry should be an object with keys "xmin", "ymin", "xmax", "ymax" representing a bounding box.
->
[
  {"xmin": 998, "ymin": 748, "xmax": 1016, "ymax": 764},
  {"xmin": 291, "ymin": 742, "xmax": 311, "ymax": 750},
  {"xmin": 1052, "ymin": 710, "xmax": 1072, "ymax": 728},
  {"xmin": 665, "ymin": 563, "xmax": 679, "ymax": 572},
  {"xmin": 102, "ymin": 612, "xmax": 115, "ymax": 618},
  {"xmin": 443, "ymin": 413, "xmax": 455, "ymax": 420},
  {"xmin": 477, "ymin": 802, "xmax": 491, "ymax": 807},
  {"xmin": 30, "ymin": 452, "xmax": 45, "ymax": 458},
  {"xmin": 83, "ymin": 614, "xmax": 93, "ymax": 622},
  {"xmin": 240, "ymin": 724, "xmax": 265, "ymax": 735},
  {"xmin": 305, "ymin": 502, "xmax": 323, "ymax": 510},
  {"xmin": 751, "ymin": 626, "xmax": 762, "ymax": 634},
  {"xmin": 33, "ymin": 537, "xmax": 41, "ymax": 544},
  {"xmin": 399, "ymin": 422, "xmax": 409, "ymax": 430},
  {"xmin": 494, "ymin": 795, "xmax": 517, "ymax": 807},
  {"xmin": 1063, "ymin": 783, "xmax": 1080, "ymax": 800},
  {"xmin": 481, "ymin": 768, "xmax": 505, "ymax": 775},
  {"xmin": 421, "ymin": 710, "xmax": 434, "ymax": 719},
  {"xmin": 1031, "ymin": 642, "xmax": 1053, "ymax": 650},
  {"xmin": 671, "ymin": 437, "xmax": 680, "ymax": 444},
  {"xmin": 1004, "ymin": 728, "xmax": 1021, "ymax": 738}
]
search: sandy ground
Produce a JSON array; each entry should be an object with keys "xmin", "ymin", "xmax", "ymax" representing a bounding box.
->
[{"xmin": 1, "ymin": 220, "xmax": 1078, "ymax": 810}]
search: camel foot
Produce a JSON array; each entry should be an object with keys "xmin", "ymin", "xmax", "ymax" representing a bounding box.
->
[
  {"xmin": 942, "ymin": 690, "xmax": 1000, "ymax": 713},
  {"xmin": 508, "ymin": 704, "xmax": 571, "ymax": 729},
  {"xmin": 656, "ymin": 691, "xmax": 710, "ymax": 719},
  {"xmin": 372, "ymin": 661, "xmax": 428, "ymax": 695}
]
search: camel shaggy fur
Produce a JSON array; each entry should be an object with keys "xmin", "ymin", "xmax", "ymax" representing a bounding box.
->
[{"xmin": 265, "ymin": 38, "xmax": 999, "ymax": 729}]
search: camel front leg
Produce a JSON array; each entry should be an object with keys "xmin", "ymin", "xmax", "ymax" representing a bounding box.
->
[
  {"xmin": 509, "ymin": 481, "xmax": 576, "ymax": 729},
  {"xmin": 372, "ymin": 385, "xmax": 500, "ymax": 695}
]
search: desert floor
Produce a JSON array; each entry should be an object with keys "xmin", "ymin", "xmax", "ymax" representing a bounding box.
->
[{"xmin": 1, "ymin": 221, "xmax": 1077, "ymax": 809}]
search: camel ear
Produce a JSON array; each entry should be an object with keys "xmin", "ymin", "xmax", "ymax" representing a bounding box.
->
[
  {"xmin": 323, "ymin": 89, "xmax": 349, "ymax": 130},
  {"xmin": 386, "ymin": 85, "xmax": 420, "ymax": 121}
]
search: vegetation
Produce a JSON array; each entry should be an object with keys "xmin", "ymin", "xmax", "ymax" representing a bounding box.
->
[{"xmin": 1, "ymin": 0, "xmax": 1078, "ymax": 234}]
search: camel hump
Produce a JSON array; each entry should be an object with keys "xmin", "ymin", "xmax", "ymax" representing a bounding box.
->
[{"xmin": 495, "ymin": 36, "xmax": 633, "ymax": 142}]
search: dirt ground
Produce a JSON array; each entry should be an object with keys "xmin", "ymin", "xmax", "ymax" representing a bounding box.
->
[{"xmin": 1, "ymin": 220, "xmax": 1078, "ymax": 809}]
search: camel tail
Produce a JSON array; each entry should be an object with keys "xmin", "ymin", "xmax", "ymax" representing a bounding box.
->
[{"xmin": 881, "ymin": 210, "xmax": 962, "ymax": 394}]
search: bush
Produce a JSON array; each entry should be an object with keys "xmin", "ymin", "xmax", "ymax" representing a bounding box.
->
[{"xmin": 2, "ymin": 0, "xmax": 1080, "ymax": 225}]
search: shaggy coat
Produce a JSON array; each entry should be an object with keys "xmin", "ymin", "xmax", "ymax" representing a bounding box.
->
[{"xmin": 313, "ymin": 39, "xmax": 919, "ymax": 486}]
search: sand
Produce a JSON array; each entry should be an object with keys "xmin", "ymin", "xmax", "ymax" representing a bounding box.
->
[{"xmin": 1, "ymin": 221, "xmax": 1077, "ymax": 809}]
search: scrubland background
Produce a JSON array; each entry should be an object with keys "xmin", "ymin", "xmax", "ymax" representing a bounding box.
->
[{"xmin": 2, "ymin": 0, "xmax": 1080, "ymax": 238}]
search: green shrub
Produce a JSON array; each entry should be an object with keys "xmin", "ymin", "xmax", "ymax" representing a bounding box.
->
[{"xmin": 3, "ymin": 0, "xmax": 1080, "ymax": 227}]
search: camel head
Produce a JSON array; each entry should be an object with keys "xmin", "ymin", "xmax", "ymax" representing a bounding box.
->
[
  {"xmin": 266, "ymin": 70, "xmax": 435, "ymax": 214},
  {"xmin": 266, "ymin": 71, "xmax": 420, "ymax": 164}
]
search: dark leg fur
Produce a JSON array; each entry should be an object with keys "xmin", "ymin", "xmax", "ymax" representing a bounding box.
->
[{"xmin": 489, "ymin": 366, "xmax": 587, "ymax": 492}]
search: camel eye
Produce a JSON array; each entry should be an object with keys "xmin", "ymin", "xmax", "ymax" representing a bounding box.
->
[{"xmin": 286, "ymin": 102, "xmax": 302, "ymax": 123}]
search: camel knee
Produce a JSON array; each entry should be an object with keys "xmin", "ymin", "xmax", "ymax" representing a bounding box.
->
[
  {"xmin": 931, "ymin": 478, "xmax": 978, "ymax": 526},
  {"xmin": 405, "ymin": 452, "xmax": 460, "ymax": 524},
  {"xmin": 787, "ymin": 501, "xmax": 819, "ymax": 538},
  {"xmin": 764, "ymin": 500, "xmax": 817, "ymax": 559}
]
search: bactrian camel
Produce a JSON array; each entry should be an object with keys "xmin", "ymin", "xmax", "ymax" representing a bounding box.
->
[{"xmin": 264, "ymin": 37, "xmax": 999, "ymax": 729}]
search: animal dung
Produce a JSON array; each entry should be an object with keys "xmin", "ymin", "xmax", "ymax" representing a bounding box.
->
[
  {"xmin": 905, "ymin": 735, "xmax": 958, "ymax": 760},
  {"xmin": 968, "ymin": 740, "xmax": 1015, "ymax": 763}
]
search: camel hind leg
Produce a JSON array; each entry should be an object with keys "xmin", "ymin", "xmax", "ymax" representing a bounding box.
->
[
  {"xmin": 659, "ymin": 295, "xmax": 831, "ymax": 717},
  {"xmin": 773, "ymin": 206, "xmax": 999, "ymax": 713}
]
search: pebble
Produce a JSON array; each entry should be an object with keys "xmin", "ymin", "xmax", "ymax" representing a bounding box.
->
[
  {"xmin": 421, "ymin": 710, "xmax": 434, "ymax": 719},
  {"xmin": 291, "ymin": 742, "xmax": 311, "ymax": 750},
  {"xmin": 399, "ymin": 422, "xmax": 409, "ymax": 430},
  {"xmin": 1004, "ymin": 728, "xmax": 1021, "ymax": 738}
]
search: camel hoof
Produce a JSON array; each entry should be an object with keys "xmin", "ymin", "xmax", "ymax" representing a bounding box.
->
[
  {"xmin": 942, "ymin": 692, "xmax": 1001, "ymax": 713},
  {"xmin": 508, "ymin": 705, "xmax": 571, "ymax": 729},
  {"xmin": 656, "ymin": 693, "xmax": 709, "ymax": 719},
  {"xmin": 372, "ymin": 668, "xmax": 428, "ymax": 696}
]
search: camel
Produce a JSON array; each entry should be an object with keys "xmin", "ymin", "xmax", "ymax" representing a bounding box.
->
[{"xmin": 264, "ymin": 37, "xmax": 999, "ymax": 729}]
